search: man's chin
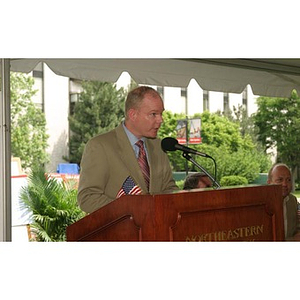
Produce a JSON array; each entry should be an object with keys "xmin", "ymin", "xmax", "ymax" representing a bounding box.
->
[
  {"xmin": 145, "ymin": 132, "xmax": 158, "ymax": 139},
  {"xmin": 145, "ymin": 135, "xmax": 157, "ymax": 140}
]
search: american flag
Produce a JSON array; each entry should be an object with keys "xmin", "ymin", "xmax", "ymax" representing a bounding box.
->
[{"xmin": 116, "ymin": 176, "xmax": 142, "ymax": 198}]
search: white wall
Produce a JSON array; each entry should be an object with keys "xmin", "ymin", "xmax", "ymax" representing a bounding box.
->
[
  {"xmin": 40, "ymin": 71, "xmax": 259, "ymax": 174},
  {"xmin": 116, "ymin": 71, "xmax": 131, "ymax": 90},
  {"xmin": 209, "ymin": 91, "xmax": 224, "ymax": 113},
  {"xmin": 164, "ymin": 87, "xmax": 185, "ymax": 114},
  {"xmin": 187, "ymin": 79, "xmax": 203, "ymax": 115},
  {"xmin": 247, "ymin": 85, "xmax": 259, "ymax": 116},
  {"xmin": 43, "ymin": 65, "xmax": 70, "ymax": 173}
]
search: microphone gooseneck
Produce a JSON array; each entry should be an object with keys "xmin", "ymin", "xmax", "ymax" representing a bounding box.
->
[{"xmin": 161, "ymin": 137, "xmax": 221, "ymax": 189}]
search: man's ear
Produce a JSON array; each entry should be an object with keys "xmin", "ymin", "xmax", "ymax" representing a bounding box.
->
[{"xmin": 128, "ymin": 108, "xmax": 137, "ymax": 121}]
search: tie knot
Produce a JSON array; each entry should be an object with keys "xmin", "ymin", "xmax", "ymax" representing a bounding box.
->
[{"xmin": 136, "ymin": 140, "xmax": 144, "ymax": 148}]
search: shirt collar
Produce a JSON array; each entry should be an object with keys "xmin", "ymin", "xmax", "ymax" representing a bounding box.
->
[
  {"xmin": 122, "ymin": 121, "xmax": 146, "ymax": 146},
  {"xmin": 284, "ymin": 195, "xmax": 290, "ymax": 204}
]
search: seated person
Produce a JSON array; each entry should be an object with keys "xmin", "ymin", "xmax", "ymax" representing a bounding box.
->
[
  {"xmin": 183, "ymin": 172, "xmax": 212, "ymax": 190},
  {"xmin": 267, "ymin": 163, "xmax": 299, "ymax": 240}
]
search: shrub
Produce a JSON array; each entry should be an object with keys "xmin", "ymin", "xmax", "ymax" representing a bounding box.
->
[
  {"xmin": 175, "ymin": 180, "xmax": 184, "ymax": 190},
  {"xmin": 220, "ymin": 175, "xmax": 248, "ymax": 187},
  {"xmin": 19, "ymin": 168, "xmax": 85, "ymax": 241}
]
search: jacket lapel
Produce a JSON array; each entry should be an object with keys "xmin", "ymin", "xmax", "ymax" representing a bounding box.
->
[
  {"xmin": 115, "ymin": 124, "xmax": 148, "ymax": 191},
  {"xmin": 145, "ymin": 139, "xmax": 156, "ymax": 191}
]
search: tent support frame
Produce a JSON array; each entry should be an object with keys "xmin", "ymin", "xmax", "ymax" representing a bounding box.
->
[{"xmin": 0, "ymin": 59, "xmax": 12, "ymax": 242}]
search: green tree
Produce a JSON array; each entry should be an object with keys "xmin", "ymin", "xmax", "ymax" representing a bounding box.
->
[
  {"xmin": 19, "ymin": 168, "xmax": 85, "ymax": 241},
  {"xmin": 159, "ymin": 110, "xmax": 271, "ymax": 183},
  {"xmin": 200, "ymin": 111, "xmax": 253, "ymax": 152},
  {"xmin": 67, "ymin": 81, "xmax": 126, "ymax": 164},
  {"xmin": 158, "ymin": 111, "xmax": 186, "ymax": 171},
  {"xmin": 253, "ymin": 90, "xmax": 300, "ymax": 178},
  {"xmin": 10, "ymin": 72, "xmax": 49, "ymax": 170},
  {"xmin": 224, "ymin": 104, "xmax": 257, "ymax": 142}
]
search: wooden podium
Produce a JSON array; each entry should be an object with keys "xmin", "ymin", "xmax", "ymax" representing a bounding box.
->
[{"xmin": 67, "ymin": 185, "xmax": 284, "ymax": 242}]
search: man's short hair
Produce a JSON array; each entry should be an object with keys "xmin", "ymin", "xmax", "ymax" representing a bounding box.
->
[
  {"xmin": 268, "ymin": 163, "xmax": 290, "ymax": 181},
  {"xmin": 183, "ymin": 172, "xmax": 208, "ymax": 190},
  {"xmin": 125, "ymin": 86, "xmax": 162, "ymax": 117}
]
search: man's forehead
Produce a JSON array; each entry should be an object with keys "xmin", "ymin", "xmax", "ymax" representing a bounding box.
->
[
  {"xmin": 140, "ymin": 96, "xmax": 164, "ymax": 110},
  {"xmin": 272, "ymin": 167, "xmax": 291, "ymax": 177}
]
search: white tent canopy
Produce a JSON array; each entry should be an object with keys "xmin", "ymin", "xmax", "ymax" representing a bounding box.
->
[
  {"xmin": 10, "ymin": 58, "xmax": 300, "ymax": 97},
  {"xmin": 2, "ymin": 58, "xmax": 300, "ymax": 241}
]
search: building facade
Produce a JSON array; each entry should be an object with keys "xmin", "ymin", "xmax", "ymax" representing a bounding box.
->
[{"xmin": 28, "ymin": 64, "xmax": 259, "ymax": 173}]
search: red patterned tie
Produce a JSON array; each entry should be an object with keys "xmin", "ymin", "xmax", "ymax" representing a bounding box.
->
[{"xmin": 136, "ymin": 140, "xmax": 150, "ymax": 191}]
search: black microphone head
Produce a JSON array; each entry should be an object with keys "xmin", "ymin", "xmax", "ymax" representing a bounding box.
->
[{"xmin": 161, "ymin": 137, "xmax": 179, "ymax": 152}]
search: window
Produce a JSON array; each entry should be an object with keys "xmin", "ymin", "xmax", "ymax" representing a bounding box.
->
[
  {"xmin": 70, "ymin": 93, "xmax": 79, "ymax": 115},
  {"xmin": 69, "ymin": 79, "xmax": 83, "ymax": 115},
  {"xmin": 32, "ymin": 63, "xmax": 44, "ymax": 111},
  {"xmin": 223, "ymin": 92, "xmax": 229, "ymax": 114},
  {"xmin": 157, "ymin": 86, "xmax": 164, "ymax": 100},
  {"xmin": 242, "ymin": 87, "xmax": 248, "ymax": 115},
  {"xmin": 203, "ymin": 90, "xmax": 209, "ymax": 111}
]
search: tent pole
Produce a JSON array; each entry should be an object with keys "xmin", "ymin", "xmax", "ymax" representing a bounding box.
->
[{"xmin": 0, "ymin": 59, "xmax": 12, "ymax": 242}]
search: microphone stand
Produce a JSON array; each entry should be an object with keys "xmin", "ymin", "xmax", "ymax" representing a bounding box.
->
[{"xmin": 182, "ymin": 152, "xmax": 221, "ymax": 189}]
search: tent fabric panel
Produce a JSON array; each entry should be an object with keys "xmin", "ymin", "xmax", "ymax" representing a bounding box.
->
[
  {"xmin": 198, "ymin": 59, "xmax": 300, "ymax": 76},
  {"xmin": 10, "ymin": 58, "xmax": 300, "ymax": 97},
  {"xmin": 10, "ymin": 59, "xmax": 41, "ymax": 73}
]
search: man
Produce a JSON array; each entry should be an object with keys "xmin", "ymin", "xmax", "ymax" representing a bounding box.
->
[
  {"xmin": 183, "ymin": 172, "xmax": 212, "ymax": 190},
  {"xmin": 267, "ymin": 163, "xmax": 298, "ymax": 239},
  {"xmin": 77, "ymin": 86, "xmax": 178, "ymax": 213}
]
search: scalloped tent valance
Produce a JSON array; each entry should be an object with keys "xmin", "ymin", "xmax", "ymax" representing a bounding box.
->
[{"xmin": 10, "ymin": 58, "xmax": 300, "ymax": 97}]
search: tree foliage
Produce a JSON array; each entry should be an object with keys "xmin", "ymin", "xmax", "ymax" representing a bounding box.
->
[
  {"xmin": 10, "ymin": 72, "xmax": 49, "ymax": 170},
  {"xmin": 67, "ymin": 81, "xmax": 126, "ymax": 164},
  {"xmin": 253, "ymin": 90, "xmax": 300, "ymax": 172},
  {"xmin": 159, "ymin": 110, "xmax": 271, "ymax": 183}
]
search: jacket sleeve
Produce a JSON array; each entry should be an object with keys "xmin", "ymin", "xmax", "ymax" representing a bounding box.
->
[{"xmin": 77, "ymin": 138, "xmax": 114, "ymax": 214}]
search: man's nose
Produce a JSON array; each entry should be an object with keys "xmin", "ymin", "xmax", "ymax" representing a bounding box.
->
[{"xmin": 157, "ymin": 115, "xmax": 163, "ymax": 124}]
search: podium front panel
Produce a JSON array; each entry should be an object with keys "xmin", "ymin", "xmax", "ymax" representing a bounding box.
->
[
  {"xmin": 169, "ymin": 203, "xmax": 275, "ymax": 241},
  {"xmin": 67, "ymin": 185, "xmax": 284, "ymax": 241},
  {"xmin": 155, "ymin": 185, "xmax": 284, "ymax": 241},
  {"xmin": 67, "ymin": 195, "xmax": 156, "ymax": 241},
  {"xmin": 75, "ymin": 214, "xmax": 142, "ymax": 241}
]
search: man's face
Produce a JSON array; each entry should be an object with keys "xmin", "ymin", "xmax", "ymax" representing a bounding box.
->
[
  {"xmin": 268, "ymin": 166, "xmax": 292, "ymax": 198},
  {"xmin": 130, "ymin": 93, "xmax": 164, "ymax": 139}
]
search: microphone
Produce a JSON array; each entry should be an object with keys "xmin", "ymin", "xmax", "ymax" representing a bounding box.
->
[{"xmin": 161, "ymin": 137, "xmax": 211, "ymax": 158}]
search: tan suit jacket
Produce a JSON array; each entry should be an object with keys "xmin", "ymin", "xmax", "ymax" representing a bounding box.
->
[
  {"xmin": 286, "ymin": 193, "xmax": 298, "ymax": 238},
  {"xmin": 78, "ymin": 124, "xmax": 178, "ymax": 213}
]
